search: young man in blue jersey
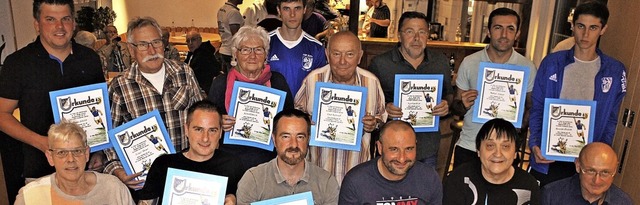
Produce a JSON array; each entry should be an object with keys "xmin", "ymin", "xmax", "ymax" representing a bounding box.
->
[
  {"xmin": 529, "ymin": 1, "xmax": 626, "ymax": 187},
  {"xmin": 267, "ymin": 0, "xmax": 327, "ymax": 97}
]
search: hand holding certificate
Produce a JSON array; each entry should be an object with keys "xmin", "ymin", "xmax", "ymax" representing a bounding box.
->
[
  {"xmin": 49, "ymin": 83, "xmax": 112, "ymax": 152},
  {"xmin": 109, "ymin": 110, "xmax": 176, "ymax": 184},
  {"xmin": 224, "ymin": 82, "xmax": 286, "ymax": 151},
  {"xmin": 310, "ymin": 82, "xmax": 367, "ymax": 151},
  {"xmin": 472, "ymin": 62, "xmax": 530, "ymax": 127},
  {"xmin": 541, "ymin": 98, "xmax": 596, "ymax": 162},
  {"xmin": 393, "ymin": 74, "xmax": 443, "ymax": 132}
]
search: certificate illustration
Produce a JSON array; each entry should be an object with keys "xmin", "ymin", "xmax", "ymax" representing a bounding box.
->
[
  {"xmin": 393, "ymin": 74, "xmax": 443, "ymax": 132},
  {"xmin": 162, "ymin": 168, "xmax": 228, "ymax": 205},
  {"xmin": 49, "ymin": 83, "xmax": 112, "ymax": 152},
  {"xmin": 225, "ymin": 82, "xmax": 286, "ymax": 151},
  {"xmin": 109, "ymin": 110, "xmax": 176, "ymax": 182},
  {"xmin": 251, "ymin": 191, "xmax": 314, "ymax": 205},
  {"xmin": 541, "ymin": 98, "xmax": 596, "ymax": 162},
  {"xmin": 472, "ymin": 62, "xmax": 530, "ymax": 128},
  {"xmin": 310, "ymin": 82, "xmax": 367, "ymax": 151}
]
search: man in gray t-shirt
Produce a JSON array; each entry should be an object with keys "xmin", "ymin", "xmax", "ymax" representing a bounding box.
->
[{"xmin": 451, "ymin": 8, "xmax": 536, "ymax": 168}]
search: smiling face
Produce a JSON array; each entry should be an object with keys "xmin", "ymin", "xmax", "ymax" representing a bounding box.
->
[
  {"xmin": 274, "ymin": 116, "xmax": 309, "ymax": 166},
  {"xmin": 487, "ymin": 15, "xmax": 520, "ymax": 53},
  {"xmin": 376, "ymin": 123, "xmax": 417, "ymax": 181},
  {"xmin": 278, "ymin": 1, "xmax": 305, "ymax": 30},
  {"xmin": 398, "ymin": 18, "xmax": 428, "ymax": 58},
  {"xmin": 128, "ymin": 25, "xmax": 165, "ymax": 73},
  {"xmin": 235, "ymin": 37, "xmax": 267, "ymax": 77},
  {"xmin": 326, "ymin": 32, "xmax": 363, "ymax": 83},
  {"xmin": 478, "ymin": 130, "xmax": 516, "ymax": 180},
  {"xmin": 573, "ymin": 14, "xmax": 607, "ymax": 52},
  {"xmin": 185, "ymin": 109, "xmax": 222, "ymax": 162},
  {"xmin": 34, "ymin": 3, "xmax": 75, "ymax": 53},
  {"xmin": 46, "ymin": 136, "xmax": 89, "ymax": 183}
]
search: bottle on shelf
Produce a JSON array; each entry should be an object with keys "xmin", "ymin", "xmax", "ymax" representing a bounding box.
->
[
  {"xmin": 455, "ymin": 23, "xmax": 462, "ymax": 43},
  {"xmin": 387, "ymin": 19, "xmax": 396, "ymax": 40}
]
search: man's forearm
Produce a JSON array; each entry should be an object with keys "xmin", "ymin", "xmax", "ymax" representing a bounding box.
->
[{"xmin": 0, "ymin": 113, "xmax": 48, "ymax": 152}]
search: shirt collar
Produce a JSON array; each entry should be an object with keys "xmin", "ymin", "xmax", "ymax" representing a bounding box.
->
[
  {"xmin": 321, "ymin": 64, "xmax": 363, "ymax": 86},
  {"xmin": 272, "ymin": 158, "xmax": 311, "ymax": 185}
]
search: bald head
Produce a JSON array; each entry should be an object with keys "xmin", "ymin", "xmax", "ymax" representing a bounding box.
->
[
  {"xmin": 328, "ymin": 31, "xmax": 361, "ymax": 51},
  {"xmin": 379, "ymin": 120, "xmax": 416, "ymax": 143},
  {"xmin": 578, "ymin": 142, "xmax": 618, "ymax": 164},
  {"xmin": 186, "ymin": 30, "xmax": 202, "ymax": 52}
]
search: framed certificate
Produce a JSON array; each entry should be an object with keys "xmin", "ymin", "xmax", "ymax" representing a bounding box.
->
[
  {"xmin": 109, "ymin": 110, "xmax": 176, "ymax": 183},
  {"xmin": 310, "ymin": 82, "xmax": 367, "ymax": 151},
  {"xmin": 541, "ymin": 98, "xmax": 596, "ymax": 162},
  {"xmin": 393, "ymin": 74, "xmax": 443, "ymax": 132},
  {"xmin": 251, "ymin": 191, "xmax": 314, "ymax": 205},
  {"xmin": 472, "ymin": 62, "xmax": 530, "ymax": 128},
  {"xmin": 162, "ymin": 168, "xmax": 228, "ymax": 205},
  {"xmin": 224, "ymin": 82, "xmax": 286, "ymax": 151},
  {"xmin": 49, "ymin": 83, "xmax": 112, "ymax": 152}
]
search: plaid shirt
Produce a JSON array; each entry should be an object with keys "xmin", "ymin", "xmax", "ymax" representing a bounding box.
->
[
  {"xmin": 103, "ymin": 59, "xmax": 205, "ymax": 174},
  {"xmin": 294, "ymin": 64, "xmax": 387, "ymax": 183}
]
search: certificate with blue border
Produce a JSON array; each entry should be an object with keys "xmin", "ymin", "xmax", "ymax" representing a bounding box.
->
[
  {"xmin": 162, "ymin": 168, "xmax": 228, "ymax": 205},
  {"xmin": 310, "ymin": 82, "xmax": 367, "ymax": 151},
  {"xmin": 541, "ymin": 98, "xmax": 596, "ymax": 162},
  {"xmin": 251, "ymin": 191, "xmax": 314, "ymax": 205},
  {"xmin": 472, "ymin": 62, "xmax": 530, "ymax": 128},
  {"xmin": 224, "ymin": 82, "xmax": 286, "ymax": 151},
  {"xmin": 393, "ymin": 74, "xmax": 443, "ymax": 132},
  {"xmin": 109, "ymin": 110, "xmax": 176, "ymax": 183},
  {"xmin": 49, "ymin": 83, "xmax": 112, "ymax": 152}
]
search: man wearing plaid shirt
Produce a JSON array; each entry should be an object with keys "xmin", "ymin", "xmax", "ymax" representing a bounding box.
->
[{"xmin": 104, "ymin": 16, "xmax": 205, "ymax": 189}]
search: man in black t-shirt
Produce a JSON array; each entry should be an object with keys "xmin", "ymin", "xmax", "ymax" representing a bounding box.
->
[
  {"xmin": 136, "ymin": 100, "xmax": 243, "ymax": 204},
  {"xmin": 367, "ymin": 0, "xmax": 390, "ymax": 38}
]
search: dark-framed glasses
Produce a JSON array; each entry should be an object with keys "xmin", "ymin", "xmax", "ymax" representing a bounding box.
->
[
  {"xmin": 130, "ymin": 39, "xmax": 164, "ymax": 51},
  {"xmin": 237, "ymin": 47, "xmax": 266, "ymax": 55},
  {"xmin": 402, "ymin": 29, "xmax": 429, "ymax": 36},
  {"xmin": 580, "ymin": 167, "xmax": 615, "ymax": 178},
  {"xmin": 49, "ymin": 147, "xmax": 87, "ymax": 158}
]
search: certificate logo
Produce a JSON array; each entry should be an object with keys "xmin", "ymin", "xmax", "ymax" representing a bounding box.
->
[
  {"xmin": 59, "ymin": 96, "xmax": 103, "ymax": 112},
  {"xmin": 484, "ymin": 69, "xmax": 522, "ymax": 84},
  {"xmin": 400, "ymin": 81, "xmax": 437, "ymax": 93},
  {"xmin": 238, "ymin": 89, "xmax": 277, "ymax": 107},
  {"xmin": 320, "ymin": 89, "xmax": 360, "ymax": 105},
  {"xmin": 172, "ymin": 177, "xmax": 187, "ymax": 194},
  {"xmin": 550, "ymin": 106, "xmax": 589, "ymax": 120}
]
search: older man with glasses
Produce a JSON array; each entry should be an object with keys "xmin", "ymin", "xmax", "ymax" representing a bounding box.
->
[
  {"xmin": 104, "ymin": 16, "xmax": 205, "ymax": 189},
  {"xmin": 15, "ymin": 121, "xmax": 134, "ymax": 205},
  {"xmin": 541, "ymin": 142, "xmax": 633, "ymax": 205},
  {"xmin": 185, "ymin": 29, "xmax": 221, "ymax": 91}
]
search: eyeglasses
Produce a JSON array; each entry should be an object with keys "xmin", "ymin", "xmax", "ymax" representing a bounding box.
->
[
  {"xmin": 49, "ymin": 147, "xmax": 87, "ymax": 158},
  {"xmin": 130, "ymin": 39, "xmax": 164, "ymax": 51},
  {"xmin": 580, "ymin": 166, "xmax": 615, "ymax": 178},
  {"xmin": 402, "ymin": 29, "xmax": 429, "ymax": 36},
  {"xmin": 237, "ymin": 47, "xmax": 266, "ymax": 55},
  {"xmin": 186, "ymin": 37, "xmax": 201, "ymax": 43}
]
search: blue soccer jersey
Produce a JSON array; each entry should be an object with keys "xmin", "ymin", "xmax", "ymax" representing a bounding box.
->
[{"xmin": 268, "ymin": 29, "xmax": 327, "ymax": 97}]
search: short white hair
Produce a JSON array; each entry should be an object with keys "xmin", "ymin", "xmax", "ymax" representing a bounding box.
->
[
  {"xmin": 74, "ymin": 31, "xmax": 97, "ymax": 49},
  {"xmin": 231, "ymin": 26, "xmax": 270, "ymax": 58}
]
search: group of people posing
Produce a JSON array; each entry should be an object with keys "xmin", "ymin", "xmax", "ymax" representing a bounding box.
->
[{"xmin": 0, "ymin": 0, "xmax": 632, "ymax": 204}]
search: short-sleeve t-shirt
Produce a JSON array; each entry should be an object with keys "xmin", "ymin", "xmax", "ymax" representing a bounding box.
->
[{"xmin": 217, "ymin": 2, "xmax": 244, "ymax": 55}]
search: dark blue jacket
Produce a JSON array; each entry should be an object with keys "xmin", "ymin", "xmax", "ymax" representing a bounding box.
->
[{"xmin": 529, "ymin": 48, "xmax": 626, "ymax": 174}]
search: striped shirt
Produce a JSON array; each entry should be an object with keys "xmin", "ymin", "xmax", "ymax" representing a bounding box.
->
[
  {"xmin": 104, "ymin": 59, "xmax": 205, "ymax": 174},
  {"xmin": 294, "ymin": 64, "xmax": 387, "ymax": 183}
]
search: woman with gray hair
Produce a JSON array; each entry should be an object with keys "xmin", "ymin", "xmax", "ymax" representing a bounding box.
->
[
  {"xmin": 74, "ymin": 31, "xmax": 97, "ymax": 50},
  {"xmin": 207, "ymin": 25, "xmax": 294, "ymax": 172}
]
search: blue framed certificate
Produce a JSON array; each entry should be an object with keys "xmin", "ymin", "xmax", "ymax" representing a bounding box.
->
[
  {"xmin": 472, "ymin": 62, "xmax": 530, "ymax": 128},
  {"xmin": 49, "ymin": 83, "xmax": 112, "ymax": 152},
  {"xmin": 162, "ymin": 168, "xmax": 228, "ymax": 205},
  {"xmin": 109, "ymin": 110, "xmax": 176, "ymax": 183},
  {"xmin": 310, "ymin": 82, "xmax": 367, "ymax": 151},
  {"xmin": 541, "ymin": 98, "xmax": 596, "ymax": 162},
  {"xmin": 393, "ymin": 74, "xmax": 443, "ymax": 132},
  {"xmin": 224, "ymin": 82, "xmax": 286, "ymax": 151},
  {"xmin": 251, "ymin": 191, "xmax": 314, "ymax": 205}
]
